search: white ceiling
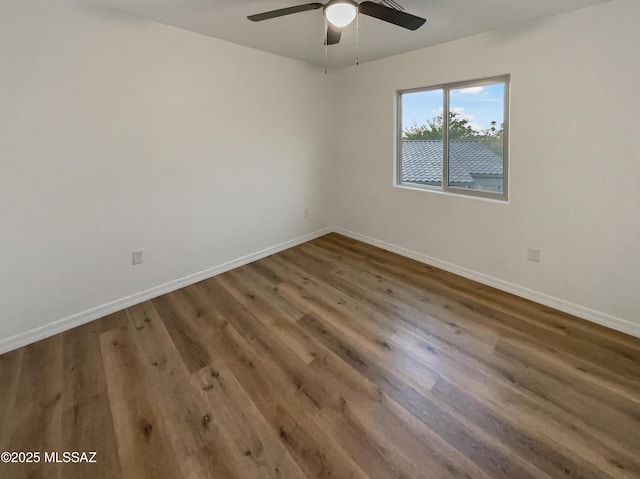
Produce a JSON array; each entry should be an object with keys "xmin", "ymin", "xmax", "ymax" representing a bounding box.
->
[{"xmin": 80, "ymin": 0, "xmax": 610, "ymax": 69}]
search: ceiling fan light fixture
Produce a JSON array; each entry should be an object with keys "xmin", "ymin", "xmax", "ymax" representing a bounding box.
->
[{"xmin": 324, "ymin": 1, "xmax": 357, "ymax": 28}]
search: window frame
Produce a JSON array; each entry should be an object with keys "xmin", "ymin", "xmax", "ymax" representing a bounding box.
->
[{"xmin": 396, "ymin": 75, "xmax": 510, "ymax": 201}]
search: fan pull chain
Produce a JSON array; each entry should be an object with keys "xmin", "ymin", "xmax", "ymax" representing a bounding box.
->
[
  {"xmin": 355, "ymin": 12, "xmax": 359, "ymax": 66},
  {"xmin": 324, "ymin": 17, "xmax": 328, "ymax": 74}
]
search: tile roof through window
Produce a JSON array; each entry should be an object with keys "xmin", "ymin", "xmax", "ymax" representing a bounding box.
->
[{"xmin": 401, "ymin": 140, "xmax": 503, "ymax": 184}]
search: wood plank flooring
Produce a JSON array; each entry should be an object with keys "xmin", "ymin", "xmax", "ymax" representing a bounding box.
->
[{"xmin": 1, "ymin": 233, "xmax": 639, "ymax": 478}]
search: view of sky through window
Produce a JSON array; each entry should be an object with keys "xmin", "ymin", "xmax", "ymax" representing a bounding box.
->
[{"xmin": 402, "ymin": 83, "xmax": 504, "ymax": 135}]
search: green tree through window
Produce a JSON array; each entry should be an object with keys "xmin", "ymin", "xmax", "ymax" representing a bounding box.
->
[{"xmin": 403, "ymin": 112, "xmax": 504, "ymax": 156}]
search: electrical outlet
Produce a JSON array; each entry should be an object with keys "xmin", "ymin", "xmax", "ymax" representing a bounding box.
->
[
  {"xmin": 527, "ymin": 248, "xmax": 540, "ymax": 263},
  {"xmin": 132, "ymin": 249, "xmax": 144, "ymax": 265},
  {"xmin": 304, "ymin": 208, "xmax": 309, "ymax": 218}
]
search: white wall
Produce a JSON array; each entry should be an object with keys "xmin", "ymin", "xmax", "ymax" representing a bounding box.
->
[
  {"xmin": 2, "ymin": 0, "xmax": 638, "ymax": 350},
  {"xmin": 333, "ymin": 0, "xmax": 640, "ymax": 335},
  {"xmin": 0, "ymin": 0, "xmax": 335, "ymax": 348}
]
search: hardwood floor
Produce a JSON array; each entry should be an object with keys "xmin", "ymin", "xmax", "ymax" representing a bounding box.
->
[{"xmin": 1, "ymin": 233, "xmax": 639, "ymax": 479}]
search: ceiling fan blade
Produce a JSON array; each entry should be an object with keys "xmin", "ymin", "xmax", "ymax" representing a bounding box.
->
[
  {"xmin": 248, "ymin": 3, "xmax": 323, "ymax": 22},
  {"xmin": 325, "ymin": 24, "xmax": 342, "ymax": 45},
  {"xmin": 358, "ymin": 1, "xmax": 426, "ymax": 30}
]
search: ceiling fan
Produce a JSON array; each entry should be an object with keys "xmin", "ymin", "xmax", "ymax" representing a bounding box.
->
[{"xmin": 247, "ymin": 0, "xmax": 426, "ymax": 46}]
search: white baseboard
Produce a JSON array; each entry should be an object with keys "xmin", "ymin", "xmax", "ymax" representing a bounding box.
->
[
  {"xmin": 334, "ymin": 227, "xmax": 640, "ymax": 339},
  {"xmin": 2, "ymin": 223, "xmax": 637, "ymax": 355},
  {"xmin": 0, "ymin": 226, "xmax": 333, "ymax": 355}
]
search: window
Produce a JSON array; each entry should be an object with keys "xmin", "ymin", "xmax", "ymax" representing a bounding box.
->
[{"xmin": 397, "ymin": 76, "xmax": 509, "ymax": 200}]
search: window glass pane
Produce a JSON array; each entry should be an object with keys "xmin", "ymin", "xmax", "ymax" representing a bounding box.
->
[
  {"xmin": 400, "ymin": 89, "xmax": 444, "ymax": 188},
  {"xmin": 447, "ymin": 82, "xmax": 505, "ymax": 193}
]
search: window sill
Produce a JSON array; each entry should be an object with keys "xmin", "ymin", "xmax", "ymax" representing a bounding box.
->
[{"xmin": 394, "ymin": 182, "xmax": 509, "ymax": 204}]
